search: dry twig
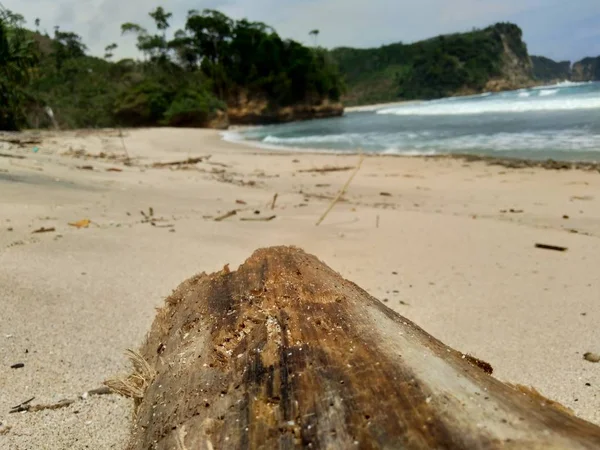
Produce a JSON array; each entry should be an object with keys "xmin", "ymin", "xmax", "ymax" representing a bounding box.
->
[{"xmin": 316, "ymin": 154, "xmax": 365, "ymax": 226}]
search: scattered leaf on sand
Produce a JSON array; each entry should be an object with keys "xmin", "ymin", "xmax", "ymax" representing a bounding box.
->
[
  {"xmin": 77, "ymin": 165, "xmax": 94, "ymax": 171},
  {"xmin": 235, "ymin": 200, "xmax": 247, "ymax": 205},
  {"xmin": 69, "ymin": 219, "xmax": 91, "ymax": 228},
  {"xmin": 106, "ymin": 167, "xmax": 122, "ymax": 172},
  {"xmin": 380, "ymin": 192, "xmax": 392, "ymax": 197},
  {"xmin": 32, "ymin": 227, "xmax": 55, "ymax": 234},
  {"xmin": 584, "ymin": 352, "xmax": 600, "ymax": 363}
]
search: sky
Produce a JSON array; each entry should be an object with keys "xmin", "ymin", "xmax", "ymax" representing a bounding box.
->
[{"xmin": 3, "ymin": 0, "xmax": 600, "ymax": 62}]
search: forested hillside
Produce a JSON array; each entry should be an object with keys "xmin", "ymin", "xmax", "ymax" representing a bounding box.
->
[
  {"xmin": 0, "ymin": 7, "xmax": 344, "ymax": 130},
  {"xmin": 530, "ymin": 56, "xmax": 571, "ymax": 82},
  {"xmin": 331, "ymin": 23, "xmax": 534, "ymax": 105}
]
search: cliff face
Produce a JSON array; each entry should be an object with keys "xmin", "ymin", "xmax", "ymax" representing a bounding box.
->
[
  {"xmin": 484, "ymin": 26, "xmax": 534, "ymax": 91},
  {"xmin": 531, "ymin": 56, "xmax": 571, "ymax": 82},
  {"xmin": 571, "ymin": 57, "xmax": 600, "ymax": 81},
  {"xmin": 226, "ymin": 99, "xmax": 344, "ymax": 126}
]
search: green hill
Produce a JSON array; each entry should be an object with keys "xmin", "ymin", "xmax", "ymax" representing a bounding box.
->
[
  {"xmin": 330, "ymin": 23, "xmax": 534, "ymax": 105},
  {"xmin": 531, "ymin": 56, "xmax": 571, "ymax": 82}
]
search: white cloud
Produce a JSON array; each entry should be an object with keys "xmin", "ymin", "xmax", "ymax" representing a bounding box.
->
[{"xmin": 2, "ymin": 0, "xmax": 599, "ymax": 61}]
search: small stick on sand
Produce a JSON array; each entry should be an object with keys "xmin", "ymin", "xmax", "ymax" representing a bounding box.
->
[
  {"xmin": 9, "ymin": 385, "xmax": 115, "ymax": 414},
  {"xmin": 535, "ymin": 243, "xmax": 568, "ymax": 252},
  {"xmin": 32, "ymin": 227, "xmax": 56, "ymax": 234},
  {"xmin": 316, "ymin": 154, "xmax": 365, "ymax": 226},
  {"xmin": 240, "ymin": 216, "xmax": 276, "ymax": 222},
  {"xmin": 214, "ymin": 210, "xmax": 237, "ymax": 222},
  {"xmin": 118, "ymin": 128, "xmax": 131, "ymax": 163},
  {"xmin": 0, "ymin": 152, "xmax": 25, "ymax": 159},
  {"xmin": 376, "ymin": 214, "xmax": 380, "ymax": 228},
  {"xmin": 299, "ymin": 166, "xmax": 354, "ymax": 173},
  {"xmin": 271, "ymin": 193, "xmax": 278, "ymax": 210},
  {"xmin": 152, "ymin": 157, "xmax": 204, "ymax": 168}
]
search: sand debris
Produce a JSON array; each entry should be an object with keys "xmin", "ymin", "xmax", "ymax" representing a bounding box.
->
[
  {"xmin": 32, "ymin": 227, "xmax": 55, "ymax": 234},
  {"xmin": 271, "ymin": 193, "xmax": 278, "ymax": 210},
  {"xmin": 584, "ymin": 353, "xmax": 600, "ymax": 363},
  {"xmin": 316, "ymin": 154, "xmax": 365, "ymax": 226},
  {"xmin": 152, "ymin": 157, "xmax": 205, "ymax": 168},
  {"xmin": 214, "ymin": 210, "xmax": 237, "ymax": 222},
  {"xmin": 535, "ymin": 243, "xmax": 568, "ymax": 252},
  {"xmin": 104, "ymin": 349, "xmax": 156, "ymax": 400},
  {"xmin": 0, "ymin": 152, "xmax": 25, "ymax": 159},
  {"xmin": 8, "ymin": 386, "xmax": 114, "ymax": 415},
  {"xmin": 240, "ymin": 215, "xmax": 276, "ymax": 222},
  {"xmin": 299, "ymin": 165, "xmax": 355, "ymax": 173},
  {"xmin": 69, "ymin": 219, "xmax": 91, "ymax": 229}
]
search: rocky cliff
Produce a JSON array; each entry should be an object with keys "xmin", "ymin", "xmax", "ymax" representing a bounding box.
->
[
  {"xmin": 571, "ymin": 57, "xmax": 600, "ymax": 82},
  {"xmin": 482, "ymin": 25, "xmax": 534, "ymax": 92},
  {"xmin": 226, "ymin": 99, "xmax": 344, "ymax": 126}
]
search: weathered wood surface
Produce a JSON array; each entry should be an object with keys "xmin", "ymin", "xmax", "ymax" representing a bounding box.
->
[{"xmin": 123, "ymin": 246, "xmax": 600, "ymax": 449}]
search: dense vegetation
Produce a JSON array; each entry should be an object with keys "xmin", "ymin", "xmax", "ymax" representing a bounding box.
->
[
  {"xmin": 331, "ymin": 23, "xmax": 531, "ymax": 105},
  {"xmin": 0, "ymin": 6, "xmax": 343, "ymax": 130},
  {"xmin": 531, "ymin": 56, "xmax": 571, "ymax": 82}
]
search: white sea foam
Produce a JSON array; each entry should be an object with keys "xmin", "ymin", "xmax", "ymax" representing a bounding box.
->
[
  {"xmin": 531, "ymin": 80, "xmax": 592, "ymax": 90},
  {"xmin": 263, "ymin": 133, "xmax": 362, "ymax": 145},
  {"xmin": 538, "ymin": 89, "xmax": 559, "ymax": 97},
  {"xmin": 377, "ymin": 95, "xmax": 600, "ymax": 116},
  {"xmin": 220, "ymin": 130, "xmax": 245, "ymax": 143},
  {"xmin": 382, "ymin": 148, "xmax": 438, "ymax": 156},
  {"xmin": 518, "ymin": 92, "xmax": 531, "ymax": 98}
]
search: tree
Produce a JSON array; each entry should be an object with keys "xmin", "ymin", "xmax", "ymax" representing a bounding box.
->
[
  {"xmin": 122, "ymin": 7, "xmax": 173, "ymax": 62},
  {"xmin": 0, "ymin": 7, "xmax": 38, "ymax": 129},
  {"xmin": 309, "ymin": 29, "xmax": 319, "ymax": 47},
  {"xmin": 52, "ymin": 29, "xmax": 87, "ymax": 69},
  {"xmin": 104, "ymin": 43, "xmax": 117, "ymax": 60}
]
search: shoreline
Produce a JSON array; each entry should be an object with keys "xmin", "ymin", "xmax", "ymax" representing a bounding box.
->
[
  {"xmin": 218, "ymin": 129, "xmax": 600, "ymax": 172},
  {"xmin": 6, "ymin": 128, "xmax": 600, "ymax": 172}
]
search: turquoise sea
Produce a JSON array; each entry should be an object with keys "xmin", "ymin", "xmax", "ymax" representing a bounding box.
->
[{"xmin": 226, "ymin": 81, "xmax": 600, "ymax": 161}]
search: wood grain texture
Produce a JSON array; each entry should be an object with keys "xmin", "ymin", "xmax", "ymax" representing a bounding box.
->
[{"xmin": 127, "ymin": 246, "xmax": 600, "ymax": 449}]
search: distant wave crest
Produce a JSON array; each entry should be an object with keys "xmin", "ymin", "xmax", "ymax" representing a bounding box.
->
[
  {"xmin": 538, "ymin": 89, "xmax": 558, "ymax": 97},
  {"xmin": 263, "ymin": 133, "xmax": 361, "ymax": 145},
  {"xmin": 377, "ymin": 96, "xmax": 600, "ymax": 116}
]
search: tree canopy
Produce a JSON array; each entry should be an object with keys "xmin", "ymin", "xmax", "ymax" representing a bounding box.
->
[{"xmin": 0, "ymin": 6, "xmax": 343, "ymax": 130}]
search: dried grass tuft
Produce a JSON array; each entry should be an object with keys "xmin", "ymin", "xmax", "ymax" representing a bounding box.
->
[{"xmin": 104, "ymin": 349, "xmax": 156, "ymax": 400}]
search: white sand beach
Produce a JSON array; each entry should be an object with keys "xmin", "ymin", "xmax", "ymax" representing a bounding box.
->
[{"xmin": 1, "ymin": 128, "xmax": 599, "ymax": 449}]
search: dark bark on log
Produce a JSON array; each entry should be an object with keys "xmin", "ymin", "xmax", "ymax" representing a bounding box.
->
[{"xmin": 124, "ymin": 246, "xmax": 600, "ymax": 449}]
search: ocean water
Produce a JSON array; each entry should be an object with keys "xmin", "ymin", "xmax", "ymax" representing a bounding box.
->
[{"xmin": 227, "ymin": 81, "xmax": 600, "ymax": 161}]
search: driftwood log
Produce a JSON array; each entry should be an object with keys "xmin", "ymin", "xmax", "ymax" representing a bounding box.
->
[{"xmin": 114, "ymin": 246, "xmax": 600, "ymax": 449}]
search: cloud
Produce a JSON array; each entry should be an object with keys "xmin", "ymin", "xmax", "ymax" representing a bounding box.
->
[{"xmin": 2, "ymin": 0, "xmax": 599, "ymax": 61}]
